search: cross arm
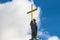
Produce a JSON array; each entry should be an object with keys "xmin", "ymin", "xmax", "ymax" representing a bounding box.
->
[{"xmin": 27, "ymin": 8, "xmax": 37, "ymax": 14}]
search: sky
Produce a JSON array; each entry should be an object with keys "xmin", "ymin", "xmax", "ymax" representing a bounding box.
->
[
  {"xmin": 0, "ymin": 0, "xmax": 60, "ymax": 40},
  {"xmin": 33, "ymin": 0, "xmax": 60, "ymax": 37}
]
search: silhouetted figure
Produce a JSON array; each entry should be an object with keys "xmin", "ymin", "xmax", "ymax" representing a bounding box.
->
[{"xmin": 30, "ymin": 19, "xmax": 37, "ymax": 40}]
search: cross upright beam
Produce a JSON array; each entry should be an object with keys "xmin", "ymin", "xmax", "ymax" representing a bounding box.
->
[
  {"xmin": 27, "ymin": 4, "xmax": 37, "ymax": 20},
  {"xmin": 31, "ymin": 4, "xmax": 34, "ymax": 21}
]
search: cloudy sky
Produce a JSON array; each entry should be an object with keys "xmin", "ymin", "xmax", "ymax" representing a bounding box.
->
[{"xmin": 0, "ymin": 0, "xmax": 60, "ymax": 40}]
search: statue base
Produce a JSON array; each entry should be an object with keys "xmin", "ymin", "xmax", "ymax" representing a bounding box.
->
[{"xmin": 29, "ymin": 38, "xmax": 38, "ymax": 40}]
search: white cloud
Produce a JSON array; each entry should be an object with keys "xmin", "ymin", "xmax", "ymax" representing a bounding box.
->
[
  {"xmin": 37, "ymin": 30, "xmax": 60, "ymax": 40},
  {"xmin": 37, "ymin": 30, "xmax": 51, "ymax": 40},
  {"xmin": 0, "ymin": 0, "xmax": 40, "ymax": 40},
  {"xmin": 48, "ymin": 36, "xmax": 60, "ymax": 40}
]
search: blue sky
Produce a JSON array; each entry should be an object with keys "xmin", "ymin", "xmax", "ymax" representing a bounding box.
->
[
  {"xmin": 0, "ymin": 0, "xmax": 12, "ymax": 3},
  {"xmin": 33, "ymin": 0, "xmax": 60, "ymax": 37},
  {"xmin": 0, "ymin": 0, "xmax": 60, "ymax": 39}
]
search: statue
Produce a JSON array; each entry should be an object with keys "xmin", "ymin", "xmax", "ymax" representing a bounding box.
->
[{"xmin": 30, "ymin": 19, "xmax": 37, "ymax": 40}]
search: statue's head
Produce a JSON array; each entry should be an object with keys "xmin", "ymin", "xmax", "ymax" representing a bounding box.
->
[{"xmin": 33, "ymin": 19, "xmax": 36, "ymax": 22}]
